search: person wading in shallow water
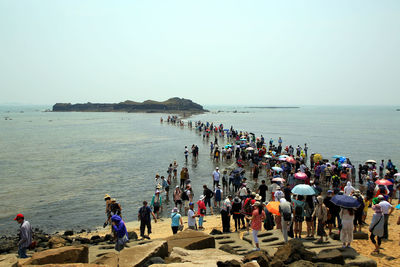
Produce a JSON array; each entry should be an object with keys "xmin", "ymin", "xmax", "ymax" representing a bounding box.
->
[{"xmin": 103, "ymin": 194, "xmax": 112, "ymax": 228}]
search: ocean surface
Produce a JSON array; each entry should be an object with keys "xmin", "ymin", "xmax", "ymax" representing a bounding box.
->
[{"xmin": 0, "ymin": 105, "xmax": 399, "ymax": 235}]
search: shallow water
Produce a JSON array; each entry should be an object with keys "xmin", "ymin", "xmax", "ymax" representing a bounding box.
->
[{"xmin": 0, "ymin": 105, "xmax": 398, "ymax": 235}]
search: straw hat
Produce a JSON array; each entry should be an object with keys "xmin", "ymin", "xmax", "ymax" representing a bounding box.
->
[
  {"xmin": 104, "ymin": 194, "xmax": 111, "ymax": 200},
  {"xmin": 255, "ymin": 194, "xmax": 262, "ymax": 201},
  {"xmin": 252, "ymin": 201, "xmax": 261, "ymax": 207}
]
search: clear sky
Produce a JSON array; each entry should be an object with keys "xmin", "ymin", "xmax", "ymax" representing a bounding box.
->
[{"xmin": 1, "ymin": 0, "xmax": 399, "ymax": 105}]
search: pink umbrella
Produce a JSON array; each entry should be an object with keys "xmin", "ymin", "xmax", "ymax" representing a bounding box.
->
[
  {"xmin": 286, "ymin": 157, "xmax": 296, "ymax": 164},
  {"xmin": 375, "ymin": 179, "xmax": 393, "ymax": 186},
  {"xmin": 272, "ymin": 177, "xmax": 286, "ymax": 183},
  {"xmin": 294, "ymin": 172, "xmax": 308, "ymax": 180}
]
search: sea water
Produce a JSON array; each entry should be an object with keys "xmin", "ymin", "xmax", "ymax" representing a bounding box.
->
[{"xmin": 0, "ymin": 105, "xmax": 399, "ymax": 235}]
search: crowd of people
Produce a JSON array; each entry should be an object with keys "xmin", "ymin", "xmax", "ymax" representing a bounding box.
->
[{"xmin": 12, "ymin": 116, "xmax": 400, "ymax": 256}]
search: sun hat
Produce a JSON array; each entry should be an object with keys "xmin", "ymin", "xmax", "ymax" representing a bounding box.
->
[
  {"xmin": 255, "ymin": 194, "xmax": 262, "ymax": 201},
  {"xmin": 251, "ymin": 192, "xmax": 256, "ymax": 197},
  {"xmin": 252, "ymin": 201, "xmax": 261, "ymax": 206},
  {"xmin": 13, "ymin": 213, "xmax": 24, "ymax": 221},
  {"xmin": 156, "ymin": 184, "xmax": 162, "ymax": 189},
  {"xmin": 378, "ymin": 195, "xmax": 384, "ymax": 200},
  {"xmin": 111, "ymin": 198, "xmax": 116, "ymax": 202},
  {"xmin": 104, "ymin": 194, "xmax": 111, "ymax": 199},
  {"xmin": 216, "ymin": 167, "xmax": 219, "ymax": 170},
  {"xmin": 176, "ymin": 185, "xmax": 179, "ymax": 188},
  {"xmin": 172, "ymin": 207, "xmax": 179, "ymax": 213},
  {"xmin": 155, "ymin": 173, "xmax": 160, "ymax": 177}
]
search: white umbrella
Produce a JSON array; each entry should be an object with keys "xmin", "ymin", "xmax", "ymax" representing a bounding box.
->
[
  {"xmin": 245, "ymin": 147, "xmax": 254, "ymax": 151},
  {"xmin": 365, "ymin": 160, "xmax": 377, "ymax": 164}
]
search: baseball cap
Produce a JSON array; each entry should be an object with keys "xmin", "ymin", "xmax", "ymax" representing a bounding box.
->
[
  {"xmin": 14, "ymin": 213, "xmax": 24, "ymax": 221},
  {"xmin": 189, "ymin": 202, "xmax": 194, "ymax": 205}
]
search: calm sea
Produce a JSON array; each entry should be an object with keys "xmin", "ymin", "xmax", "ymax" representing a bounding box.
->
[{"xmin": 0, "ymin": 105, "xmax": 399, "ymax": 235}]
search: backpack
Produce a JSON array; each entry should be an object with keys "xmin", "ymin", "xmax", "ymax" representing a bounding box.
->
[
  {"xmin": 205, "ymin": 189, "xmax": 214, "ymax": 199},
  {"xmin": 282, "ymin": 210, "xmax": 292, "ymax": 221},
  {"xmin": 243, "ymin": 199, "xmax": 252, "ymax": 214},
  {"xmin": 181, "ymin": 190, "xmax": 189, "ymax": 201},
  {"xmin": 295, "ymin": 204, "xmax": 303, "ymax": 217},
  {"xmin": 139, "ymin": 206, "xmax": 150, "ymax": 221}
]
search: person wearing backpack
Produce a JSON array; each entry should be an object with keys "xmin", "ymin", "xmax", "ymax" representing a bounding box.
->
[
  {"xmin": 214, "ymin": 186, "xmax": 223, "ymax": 209},
  {"xmin": 138, "ymin": 201, "xmax": 157, "ymax": 239},
  {"xmin": 353, "ymin": 190, "xmax": 364, "ymax": 232},
  {"xmin": 292, "ymin": 195, "xmax": 305, "ymax": 239},
  {"xmin": 279, "ymin": 198, "xmax": 293, "ymax": 243},
  {"xmin": 203, "ymin": 184, "xmax": 214, "ymax": 215}
]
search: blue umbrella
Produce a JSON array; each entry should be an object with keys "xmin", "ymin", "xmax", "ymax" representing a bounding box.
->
[
  {"xmin": 330, "ymin": 195, "xmax": 360, "ymax": 209},
  {"xmin": 338, "ymin": 157, "xmax": 346, "ymax": 163},
  {"xmin": 332, "ymin": 155, "xmax": 343, "ymax": 159},
  {"xmin": 291, "ymin": 184, "xmax": 315, "ymax": 195},
  {"xmin": 240, "ymin": 138, "xmax": 247, "ymax": 141},
  {"xmin": 395, "ymin": 204, "xmax": 400, "ymax": 209}
]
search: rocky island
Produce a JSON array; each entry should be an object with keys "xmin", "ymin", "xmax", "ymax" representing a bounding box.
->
[{"xmin": 52, "ymin": 97, "xmax": 207, "ymax": 115}]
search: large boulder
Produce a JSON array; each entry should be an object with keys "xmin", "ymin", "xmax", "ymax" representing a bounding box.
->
[
  {"xmin": 169, "ymin": 247, "xmax": 243, "ymax": 266},
  {"xmin": 243, "ymin": 250, "xmax": 271, "ymax": 267},
  {"xmin": 48, "ymin": 236, "xmax": 67, "ymax": 249},
  {"xmin": 344, "ymin": 255, "xmax": 377, "ymax": 267},
  {"xmin": 128, "ymin": 231, "xmax": 138, "ymax": 241},
  {"xmin": 312, "ymin": 249, "xmax": 344, "ymax": 265},
  {"xmin": 118, "ymin": 240, "xmax": 168, "ymax": 267},
  {"xmin": 0, "ymin": 239, "xmax": 17, "ymax": 253},
  {"xmin": 17, "ymin": 245, "xmax": 88, "ymax": 266},
  {"xmin": 0, "ymin": 254, "xmax": 18, "ymax": 267},
  {"xmin": 219, "ymin": 244, "xmax": 238, "ymax": 255},
  {"xmin": 271, "ymin": 239, "xmax": 316, "ymax": 265},
  {"xmin": 166, "ymin": 229, "xmax": 215, "ymax": 253}
]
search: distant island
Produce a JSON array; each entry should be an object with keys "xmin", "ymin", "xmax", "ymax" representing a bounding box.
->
[
  {"xmin": 52, "ymin": 97, "xmax": 207, "ymax": 115},
  {"xmin": 246, "ymin": 106, "xmax": 300, "ymax": 109}
]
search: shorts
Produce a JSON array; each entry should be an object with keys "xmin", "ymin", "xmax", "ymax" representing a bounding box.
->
[
  {"xmin": 354, "ymin": 213, "xmax": 363, "ymax": 226},
  {"xmin": 154, "ymin": 205, "xmax": 160, "ymax": 213},
  {"xmin": 175, "ymin": 200, "xmax": 182, "ymax": 205},
  {"xmin": 295, "ymin": 216, "xmax": 304, "ymax": 223},
  {"xmin": 165, "ymin": 187, "xmax": 169, "ymax": 192},
  {"xmin": 204, "ymin": 198, "xmax": 212, "ymax": 207},
  {"xmin": 305, "ymin": 216, "xmax": 313, "ymax": 222},
  {"xmin": 184, "ymin": 200, "xmax": 189, "ymax": 208}
]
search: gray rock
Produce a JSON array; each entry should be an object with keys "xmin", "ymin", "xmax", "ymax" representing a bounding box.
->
[
  {"xmin": 63, "ymin": 230, "xmax": 74, "ymax": 236},
  {"xmin": 219, "ymin": 244, "xmax": 239, "ymax": 255},
  {"xmin": 313, "ymin": 249, "xmax": 344, "ymax": 265}
]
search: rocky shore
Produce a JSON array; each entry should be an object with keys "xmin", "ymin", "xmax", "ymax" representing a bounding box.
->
[{"xmin": 3, "ymin": 208, "xmax": 400, "ymax": 266}]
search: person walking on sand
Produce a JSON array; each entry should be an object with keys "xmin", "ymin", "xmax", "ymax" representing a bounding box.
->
[
  {"xmin": 313, "ymin": 196, "xmax": 328, "ymax": 244},
  {"xmin": 14, "ymin": 213, "xmax": 32, "ymax": 258},
  {"xmin": 138, "ymin": 201, "xmax": 157, "ymax": 239},
  {"xmin": 203, "ymin": 184, "xmax": 214, "ymax": 215},
  {"xmin": 246, "ymin": 201, "xmax": 266, "ymax": 251},
  {"xmin": 378, "ymin": 194, "xmax": 394, "ymax": 240},
  {"xmin": 171, "ymin": 207, "xmax": 184, "ymax": 234},
  {"xmin": 369, "ymin": 204, "xmax": 384, "ymax": 254},
  {"xmin": 279, "ymin": 198, "xmax": 293, "ymax": 243},
  {"xmin": 197, "ymin": 195, "xmax": 207, "ymax": 230},
  {"xmin": 111, "ymin": 215, "xmax": 128, "ymax": 251},
  {"xmin": 188, "ymin": 202, "xmax": 200, "ymax": 230},
  {"xmin": 340, "ymin": 208, "xmax": 354, "ymax": 248},
  {"xmin": 221, "ymin": 195, "xmax": 233, "ymax": 233}
]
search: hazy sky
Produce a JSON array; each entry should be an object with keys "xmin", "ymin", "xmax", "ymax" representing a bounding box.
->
[{"xmin": 1, "ymin": 1, "xmax": 399, "ymax": 105}]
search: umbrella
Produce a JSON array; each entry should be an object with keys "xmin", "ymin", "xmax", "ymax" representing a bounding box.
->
[
  {"xmin": 396, "ymin": 204, "xmax": 400, "ymax": 210},
  {"xmin": 245, "ymin": 147, "xmax": 254, "ymax": 151},
  {"xmin": 278, "ymin": 157, "xmax": 287, "ymax": 161},
  {"xmin": 294, "ymin": 172, "xmax": 307, "ymax": 180},
  {"xmin": 375, "ymin": 179, "xmax": 393, "ymax": 186},
  {"xmin": 266, "ymin": 201, "xmax": 280, "ymax": 216},
  {"xmin": 224, "ymin": 129, "xmax": 230, "ymax": 132},
  {"xmin": 365, "ymin": 160, "xmax": 377, "ymax": 164},
  {"xmin": 264, "ymin": 155, "xmax": 272, "ymax": 159},
  {"xmin": 332, "ymin": 155, "xmax": 343, "ymax": 159},
  {"xmin": 291, "ymin": 184, "xmax": 315, "ymax": 195},
  {"xmin": 272, "ymin": 167, "xmax": 283, "ymax": 172},
  {"xmin": 240, "ymin": 138, "xmax": 247, "ymax": 141},
  {"xmin": 330, "ymin": 195, "xmax": 361, "ymax": 209},
  {"xmin": 313, "ymin": 154, "xmax": 323, "ymax": 162},
  {"xmin": 272, "ymin": 177, "xmax": 285, "ymax": 183},
  {"xmin": 286, "ymin": 157, "xmax": 296, "ymax": 164},
  {"xmin": 394, "ymin": 173, "xmax": 400, "ymax": 177},
  {"xmin": 261, "ymin": 162, "xmax": 267, "ymax": 166},
  {"xmin": 338, "ymin": 157, "xmax": 346, "ymax": 163},
  {"xmin": 279, "ymin": 155, "xmax": 289, "ymax": 158},
  {"xmin": 233, "ymin": 167, "xmax": 244, "ymax": 174}
]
